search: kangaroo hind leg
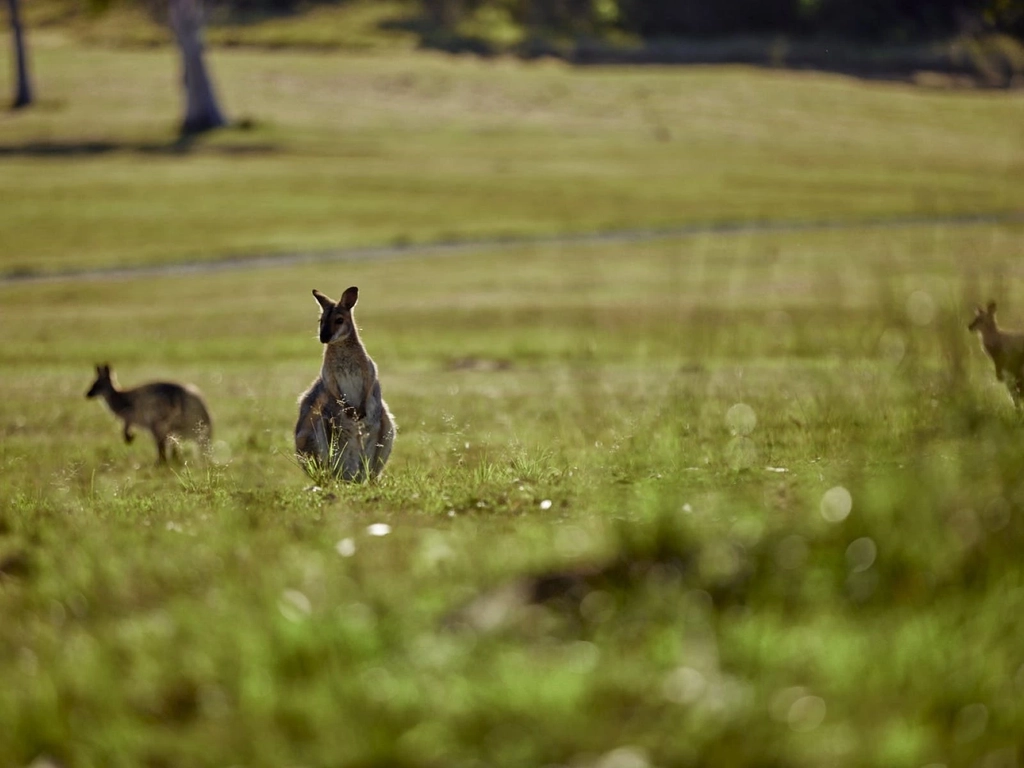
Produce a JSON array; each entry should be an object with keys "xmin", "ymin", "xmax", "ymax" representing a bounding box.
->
[{"xmin": 153, "ymin": 433, "xmax": 168, "ymax": 464}]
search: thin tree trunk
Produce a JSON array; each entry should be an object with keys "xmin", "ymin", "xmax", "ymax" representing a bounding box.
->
[
  {"xmin": 168, "ymin": 0, "xmax": 226, "ymax": 135},
  {"xmin": 6, "ymin": 0, "xmax": 32, "ymax": 109}
]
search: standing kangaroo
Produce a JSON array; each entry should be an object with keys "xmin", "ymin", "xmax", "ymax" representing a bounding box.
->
[
  {"xmin": 295, "ymin": 286, "xmax": 395, "ymax": 481},
  {"xmin": 86, "ymin": 364, "xmax": 213, "ymax": 462},
  {"xmin": 968, "ymin": 301, "xmax": 1024, "ymax": 406}
]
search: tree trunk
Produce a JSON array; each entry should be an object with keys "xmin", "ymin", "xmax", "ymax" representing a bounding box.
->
[
  {"xmin": 168, "ymin": 0, "xmax": 227, "ymax": 135},
  {"xmin": 6, "ymin": 0, "xmax": 32, "ymax": 109}
]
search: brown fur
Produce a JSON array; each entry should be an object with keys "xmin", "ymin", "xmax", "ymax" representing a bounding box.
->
[
  {"xmin": 968, "ymin": 301, "xmax": 1024, "ymax": 406},
  {"xmin": 295, "ymin": 286, "xmax": 395, "ymax": 481},
  {"xmin": 86, "ymin": 364, "xmax": 213, "ymax": 462}
]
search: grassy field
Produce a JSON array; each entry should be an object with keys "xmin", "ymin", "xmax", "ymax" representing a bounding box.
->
[
  {"xmin": 4, "ymin": 223, "xmax": 1024, "ymax": 767},
  {"xmin": 1, "ymin": 33, "xmax": 1023, "ymax": 275},
  {"xmin": 2, "ymin": 27, "xmax": 1024, "ymax": 768}
]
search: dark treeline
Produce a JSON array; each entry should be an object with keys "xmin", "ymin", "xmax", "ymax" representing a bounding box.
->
[
  {"xmin": 612, "ymin": 0, "xmax": 1024, "ymax": 40},
  {"xmin": 208, "ymin": 0, "xmax": 1024, "ymax": 42}
]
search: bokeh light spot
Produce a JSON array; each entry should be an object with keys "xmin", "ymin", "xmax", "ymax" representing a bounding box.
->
[
  {"xmin": 845, "ymin": 537, "xmax": 876, "ymax": 572},
  {"xmin": 820, "ymin": 486, "xmax": 852, "ymax": 523},
  {"xmin": 663, "ymin": 666, "xmax": 707, "ymax": 705},
  {"xmin": 776, "ymin": 535, "xmax": 808, "ymax": 570},
  {"xmin": 335, "ymin": 538, "xmax": 356, "ymax": 557},
  {"xmin": 770, "ymin": 686, "xmax": 808, "ymax": 722},
  {"xmin": 595, "ymin": 746, "xmax": 650, "ymax": 768},
  {"xmin": 278, "ymin": 589, "xmax": 311, "ymax": 622},
  {"xmin": 726, "ymin": 437, "xmax": 759, "ymax": 470},
  {"xmin": 907, "ymin": 290, "xmax": 936, "ymax": 326},
  {"xmin": 726, "ymin": 403, "xmax": 757, "ymax": 436},
  {"xmin": 788, "ymin": 695, "xmax": 826, "ymax": 732},
  {"xmin": 878, "ymin": 328, "xmax": 906, "ymax": 364}
]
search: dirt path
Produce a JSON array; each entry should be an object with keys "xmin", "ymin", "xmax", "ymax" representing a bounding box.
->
[{"xmin": 3, "ymin": 212, "xmax": 1021, "ymax": 286}]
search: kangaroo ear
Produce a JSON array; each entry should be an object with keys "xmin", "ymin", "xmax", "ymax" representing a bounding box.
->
[
  {"xmin": 987, "ymin": 301, "xmax": 997, "ymax": 314},
  {"xmin": 340, "ymin": 286, "xmax": 359, "ymax": 310},
  {"xmin": 312, "ymin": 289, "xmax": 334, "ymax": 312}
]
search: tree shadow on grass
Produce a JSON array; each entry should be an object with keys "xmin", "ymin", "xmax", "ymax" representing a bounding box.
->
[
  {"xmin": 380, "ymin": 12, "xmax": 1023, "ymax": 89},
  {"xmin": 0, "ymin": 136, "xmax": 280, "ymax": 158}
]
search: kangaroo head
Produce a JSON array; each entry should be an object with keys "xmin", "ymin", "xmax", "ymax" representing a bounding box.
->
[
  {"xmin": 312, "ymin": 287, "xmax": 359, "ymax": 345},
  {"xmin": 968, "ymin": 301, "xmax": 998, "ymax": 334},
  {"xmin": 86, "ymin": 364, "xmax": 114, "ymax": 398}
]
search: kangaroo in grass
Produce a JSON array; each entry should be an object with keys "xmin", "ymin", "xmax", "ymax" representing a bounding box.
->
[
  {"xmin": 295, "ymin": 287, "xmax": 395, "ymax": 481},
  {"xmin": 968, "ymin": 301, "xmax": 1024, "ymax": 406},
  {"xmin": 86, "ymin": 364, "xmax": 213, "ymax": 463}
]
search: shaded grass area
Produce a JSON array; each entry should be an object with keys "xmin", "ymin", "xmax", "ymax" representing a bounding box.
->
[
  {"xmin": 0, "ymin": 37, "xmax": 1022, "ymax": 275},
  {"xmin": 2, "ymin": 225, "xmax": 1024, "ymax": 765},
  {"xmin": 23, "ymin": 0, "xmax": 1024, "ymax": 87}
]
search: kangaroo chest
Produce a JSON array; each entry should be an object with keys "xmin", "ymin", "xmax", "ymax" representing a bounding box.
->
[
  {"xmin": 321, "ymin": 361, "xmax": 366, "ymax": 413},
  {"xmin": 983, "ymin": 340, "xmax": 1007, "ymax": 368},
  {"xmin": 104, "ymin": 391, "xmax": 135, "ymax": 421}
]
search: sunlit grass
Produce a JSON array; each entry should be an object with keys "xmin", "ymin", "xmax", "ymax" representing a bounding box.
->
[
  {"xmin": 0, "ymin": 35, "xmax": 1022, "ymax": 274},
  {"xmin": 2, "ymin": 23, "xmax": 1023, "ymax": 765},
  {"xmin": 3, "ymin": 224, "xmax": 1024, "ymax": 765}
]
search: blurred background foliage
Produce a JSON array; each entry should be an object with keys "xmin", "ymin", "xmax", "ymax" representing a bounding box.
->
[
  {"xmin": 31, "ymin": 0, "xmax": 1024, "ymax": 42},
  {"xmin": 199, "ymin": 0, "xmax": 1024, "ymax": 41}
]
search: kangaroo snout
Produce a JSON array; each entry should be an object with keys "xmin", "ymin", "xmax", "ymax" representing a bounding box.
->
[{"xmin": 86, "ymin": 363, "xmax": 110, "ymax": 399}]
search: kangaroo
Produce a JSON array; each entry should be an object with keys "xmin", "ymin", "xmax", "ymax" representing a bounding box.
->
[
  {"xmin": 968, "ymin": 301, "xmax": 1024, "ymax": 406},
  {"xmin": 86, "ymin": 364, "xmax": 213, "ymax": 462},
  {"xmin": 295, "ymin": 286, "xmax": 395, "ymax": 481}
]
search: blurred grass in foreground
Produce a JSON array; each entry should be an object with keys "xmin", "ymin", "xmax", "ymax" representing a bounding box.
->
[{"xmin": 2, "ymin": 224, "xmax": 1024, "ymax": 766}]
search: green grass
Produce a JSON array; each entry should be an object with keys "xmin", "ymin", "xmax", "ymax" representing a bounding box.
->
[
  {"xmin": 1, "ymin": 35, "xmax": 1022, "ymax": 274},
  {"xmin": 3, "ymin": 222, "xmax": 1024, "ymax": 766},
  {"xmin": 3, "ymin": 30, "xmax": 1024, "ymax": 768}
]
